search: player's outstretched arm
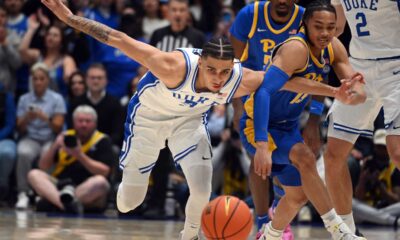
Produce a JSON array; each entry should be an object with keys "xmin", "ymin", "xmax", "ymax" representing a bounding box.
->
[{"xmin": 41, "ymin": 0, "xmax": 184, "ymax": 86}]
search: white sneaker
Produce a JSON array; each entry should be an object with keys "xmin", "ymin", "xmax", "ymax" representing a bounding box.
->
[
  {"xmin": 331, "ymin": 223, "xmax": 367, "ymax": 240},
  {"xmin": 15, "ymin": 192, "xmax": 29, "ymax": 209},
  {"xmin": 178, "ymin": 230, "xmax": 199, "ymax": 240}
]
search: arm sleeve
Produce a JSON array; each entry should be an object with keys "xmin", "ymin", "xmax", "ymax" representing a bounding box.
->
[
  {"xmin": 254, "ymin": 65, "xmax": 290, "ymax": 141},
  {"xmin": 331, "ymin": 0, "xmax": 341, "ymax": 5},
  {"xmin": 229, "ymin": 4, "xmax": 254, "ymax": 42}
]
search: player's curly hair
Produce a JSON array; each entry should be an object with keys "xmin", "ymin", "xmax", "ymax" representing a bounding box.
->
[{"xmin": 201, "ymin": 37, "xmax": 235, "ymax": 61}]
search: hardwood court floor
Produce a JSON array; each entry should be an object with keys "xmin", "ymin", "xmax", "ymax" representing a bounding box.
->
[{"xmin": 0, "ymin": 209, "xmax": 399, "ymax": 240}]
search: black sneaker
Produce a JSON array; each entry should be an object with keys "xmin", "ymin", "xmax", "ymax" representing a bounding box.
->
[
  {"xmin": 63, "ymin": 200, "xmax": 83, "ymax": 215},
  {"xmin": 36, "ymin": 198, "xmax": 59, "ymax": 213}
]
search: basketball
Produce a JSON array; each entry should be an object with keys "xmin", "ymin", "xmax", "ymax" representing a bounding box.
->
[{"xmin": 201, "ymin": 195, "xmax": 253, "ymax": 240}]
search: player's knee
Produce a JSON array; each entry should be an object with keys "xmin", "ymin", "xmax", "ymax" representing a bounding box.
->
[
  {"xmin": 286, "ymin": 192, "xmax": 308, "ymax": 209},
  {"xmin": 116, "ymin": 183, "xmax": 147, "ymax": 213},
  {"xmin": 291, "ymin": 147, "xmax": 316, "ymax": 172}
]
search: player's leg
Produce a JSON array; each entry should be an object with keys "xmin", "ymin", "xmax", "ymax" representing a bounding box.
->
[
  {"xmin": 324, "ymin": 60, "xmax": 381, "ymax": 232},
  {"xmin": 377, "ymin": 59, "xmax": 400, "ymax": 169},
  {"xmin": 324, "ymin": 135, "xmax": 356, "ymax": 229},
  {"xmin": 262, "ymin": 165, "xmax": 306, "ymax": 240},
  {"xmin": 290, "ymin": 143, "xmax": 364, "ymax": 239},
  {"xmin": 117, "ymin": 104, "xmax": 165, "ymax": 213},
  {"xmin": 174, "ymin": 137, "xmax": 213, "ymax": 240}
]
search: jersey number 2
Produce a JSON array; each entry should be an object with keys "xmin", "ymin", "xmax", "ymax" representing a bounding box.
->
[{"xmin": 355, "ymin": 12, "xmax": 370, "ymax": 37}]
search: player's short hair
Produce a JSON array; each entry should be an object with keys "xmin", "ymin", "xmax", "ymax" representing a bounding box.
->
[
  {"xmin": 201, "ymin": 37, "xmax": 235, "ymax": 61},
  {"xmin": 303, "ymin": 0, "xmax": 336, "ymax": 23},
  {"xmin": 73, "ymin": 105, "xmax": 98, "ymax": 122}
]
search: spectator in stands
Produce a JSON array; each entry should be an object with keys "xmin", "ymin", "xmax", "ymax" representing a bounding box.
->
[
  {"xmin": 0, "ymin": 82, "xmax": 16, "ymax": 203},
  {"xmin": 28, "ymin": 105, "xmax": 114, "ymax": 214},
  {"xmin": 15, "ymin": 62, "xmax": 66, "ymax": 209},
  {"xmin": 68, "ymin": 63, "xmax": 124, "ymax": 148},
  {"xmin": 0, "ymin": 4, "xmax": 6, "ymax": 26},
  {"xmin": 0, "ymin": 4, "xmax": 22, "ymax": 93},
  {"xmin": 4, "ymin": 0, "xmax": 29, "ymax": 97},
  {"xmin": 84, "ymin": 0, "xmax": 120, "ymax": 64},
  {"xmin": 66, "ymin": 71, "xmax": 86, "ymax": 106},
  {"xmin": 150, "ymin": 0, "xmax": 205, "ymax": 51},
  {"xmin": 142, "ymin": 0, "xmax": 169, "ymax": 41},
  {"xmin": 19, "ymin": 17, "xmax": 77, "ymax": 97},
  {"xmin": 100, "ymin": 12, "xmax": 143, "ymax": 99},
  {"xmin": 352, "ymin": 129, "xmax": 400, "ymax": 226}
]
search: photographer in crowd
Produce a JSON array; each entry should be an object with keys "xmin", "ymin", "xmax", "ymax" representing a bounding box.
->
[
  {"xmin": 27, "ymin": 105, "xmax": 114, "ymax": 214},
  {"xmin": 352, "ymin": 129, "xmax": 400, "ymax": 227}
]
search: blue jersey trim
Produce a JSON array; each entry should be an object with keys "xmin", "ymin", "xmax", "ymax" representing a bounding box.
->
[
  {"xmin": 190, "ymin": 66, "xmax": 200, "ymax": 92},
  {"xmin": 171, "ymin": 49, "xmax": 192, "ymax": 91},
  {"xmin": 119, "ymin": 72, "xmax": 160, "ymax": 168},
  {"xmin": 138, "ymin": 162, "xmax": 157, "ymax": 173},
  {"xmin": 119, "ymin": 97, "xmax": 141, "ymax": 167},
  {"xmin": 226, "ymin": 64, "xmax": 243, "ymax": 103},
  {"xmin": 174, "ymin": 144, "xmax": 198, "ymax": 164},
  {"xmin": 333, "ymin": 123, "xmax": 373, "ymax": 137},
  {"xmin": 333, "ymin": 122, "xmax": 373, "ymax": 133}
]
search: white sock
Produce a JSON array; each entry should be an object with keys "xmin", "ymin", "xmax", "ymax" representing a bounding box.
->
[
  {"xmin": 321, "ymin": 209, "xmax": 345, "ymax": 233},
  {"xmin": 339, "ymin": 212, "xmax": 356, "ymax": 234},
  {"xmin": 181, "ymin": 221, "xmax": 199, "ymax": 240},
  {"xmin": 264, "ymin": 222, "xmax": 283, "ymax": 240}
]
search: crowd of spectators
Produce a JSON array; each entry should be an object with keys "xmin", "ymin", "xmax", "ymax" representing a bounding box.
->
[{"xmin": 0, "ymin": 0, "xmax": 397, "ymax": 229}]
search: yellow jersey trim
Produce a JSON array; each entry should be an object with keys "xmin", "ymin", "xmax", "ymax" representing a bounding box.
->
[
  {"xmin": 240, "ymin": 43, "xmax": 249, "ymax": 62},
  {"xmin": 265, "ymin": 3, "xmax": 299, "ymax": 35},
  {"xmin": 309, "ymin": 47, "xmax": 325, "ymax": 68},
  {"xmin": 327, "ymin": 43, "xmax": 335, "ymax": 64},
  {"xmin": 248, "ymin": 1, "xmax": 260, "ymax": 39}
]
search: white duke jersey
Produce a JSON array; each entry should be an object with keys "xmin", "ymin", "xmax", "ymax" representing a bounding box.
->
[
  {"xmin": 132, "ymin": 48, "xmax": 243, "ymax": 117},
  {"xmin": 332, "ymin": 0, "xmax": 400, "ymax": 59}
]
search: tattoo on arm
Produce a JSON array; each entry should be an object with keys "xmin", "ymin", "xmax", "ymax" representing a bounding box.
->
[{"xmin": 67, "ymin": 15, "xmax": 112, "ymax": 43}]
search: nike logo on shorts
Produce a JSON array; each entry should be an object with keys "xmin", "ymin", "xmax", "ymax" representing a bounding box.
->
[
  {"xmin": 202, "ymin": 156, "xmax": 211, "ymax": 160},
  {"xmin": 393, "ymin": 126, "xmax": 400, "ymax": 129},
  {"xmin": 393, "ymin": 70, "xmax": 400, "ymax": 75},
  {"xmin": 257, "ymin": 28, "xmax": 267, "ymax": 32}
]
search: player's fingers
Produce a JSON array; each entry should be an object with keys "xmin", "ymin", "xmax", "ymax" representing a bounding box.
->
[{"xmin": 254, "ymin": 159, "xmax": 260, "ymax": 176}]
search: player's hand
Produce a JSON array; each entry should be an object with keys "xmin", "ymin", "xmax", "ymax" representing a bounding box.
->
[
  {"xmin": 41, "ymin": 0, "xmax": 73, "ymax": 22},
  {"xmin": 254, "ymin": 142, "xmax": 272, "ymax": 180},
  {"xmin": 334, "ymin": 78, "xmax": 365, "ymax": 105}
]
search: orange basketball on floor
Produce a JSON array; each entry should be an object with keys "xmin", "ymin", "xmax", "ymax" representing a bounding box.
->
[{"xmin": 201, "ymin": 195, "xmax": 253, "ymax": 240}]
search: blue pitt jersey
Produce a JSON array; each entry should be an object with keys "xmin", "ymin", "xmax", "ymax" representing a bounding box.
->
[
  {"xmin": 230, "ymin": 1, "xmax": 304, "ymax": 71},
  {"xmin": 243, "ymin": 31, "xmax": 334, "ymax": 130}
]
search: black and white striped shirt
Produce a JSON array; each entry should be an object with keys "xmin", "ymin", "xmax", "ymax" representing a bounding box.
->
[{"xmin": 149, "ymin": 26, "xmax": 205, "ymax": 52}]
